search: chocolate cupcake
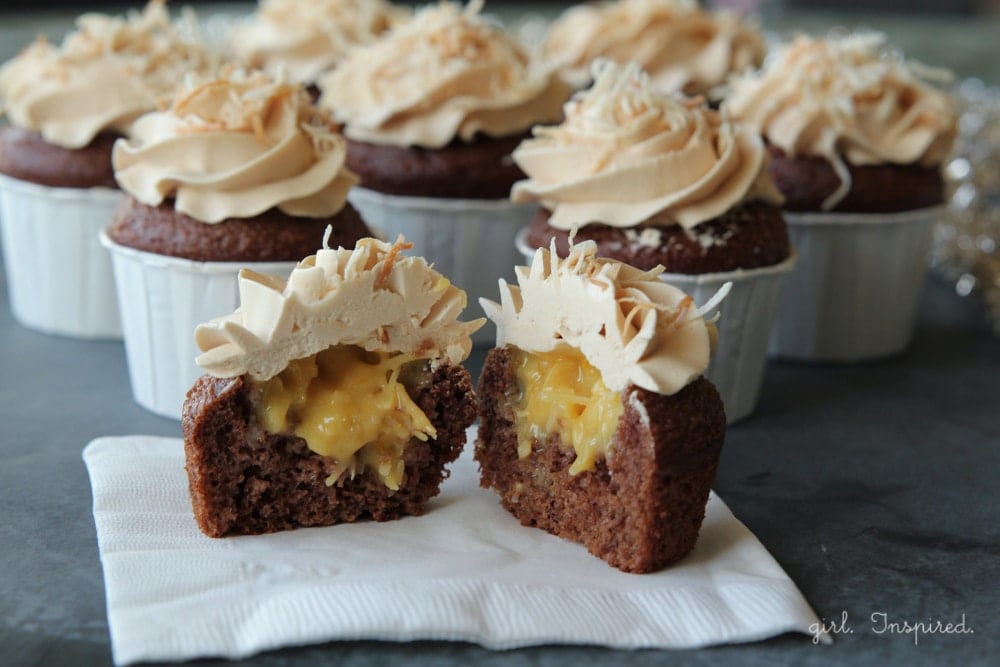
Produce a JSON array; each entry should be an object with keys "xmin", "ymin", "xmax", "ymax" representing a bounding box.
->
[
  {"xmin": 185, "ymin": 236, "xmax": 483, "ymax": 536},
  {"xmin": 725, "ymin": 32, "xmax": 958, "ymax": 361},
  {"xmin": 317, "ymin": 0, "xmax": 570, "ymax": 339},
  {"xmin": 0, "ymin": 0, "xmax": 214, "ymax": 338},
  {"xmin": 544, "ymin": 0, "xmax": 765, "ymax": 98},
  {"xmin": 102, "ymin": 69, "xmax": 371, "ymax": 419},
  {"xmin": 513, "ymin": 60, "xmax": 793, "ymax": 423},
  {"xmin": 477, "ymin": 241, "xmax": 725, "ymax": 572}
]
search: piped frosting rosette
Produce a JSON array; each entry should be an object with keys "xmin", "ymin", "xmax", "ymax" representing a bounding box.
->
[
  {"xmin": 511, "ymin": 59, "xmax": 782, "ymax": 230},
  {"xmin": 544, "ymin": 0, "xmax": 765, "ymax": 95},
  {"xmin": 725, "ymin": 32, "xmax": 958, "ymax": 210},
  {"xmin": 231, "ymin": 0, "xmax": 410, "ymax": 84},
  {"xmin": 481, "ymin": 240, "xmax": 727, "ymax": 395},
  {"xmin": 318, "ymin": 0, "xmax": 570, "ymax": 148},
  {"xmin": 195, "ymin": 233, "xmax": 485, "ymax": 381},
  {"xmin": 113, "ymin": 68, "xmax": 358, "ymax": 223},
  {"xmin": 0, "ymin": 0, "xmax": 215, "ymax": 149}
]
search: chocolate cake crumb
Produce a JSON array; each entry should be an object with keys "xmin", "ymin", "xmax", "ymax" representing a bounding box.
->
[
  {"xmin": 476, "ymin": 346, "xmax": 726, "ymax": 574},
  {"xmin": 182, "ymin": 363, "xmax": 476, "ymax": 537}
]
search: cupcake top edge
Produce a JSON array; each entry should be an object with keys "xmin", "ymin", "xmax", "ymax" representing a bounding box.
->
[
  {"xmin": 480, "ymin": 239, "xmax": 722, "ymax": 396},
  {"xmin": 112, "ymin": 68, "xmax": 358, "ymax": 224},
  {"xmin": 725, "ymin": 31, "xmax": 958, "ymax": 207},
  {"xmin": 0, "ymin": 0, "xmax": 216, "ymax": 149},
  {"xmin": 230, "ymin": 0, "xmax": 411, "ymax": 85},
  {"xmin": 544, "ymin": 0, "xmax": 766, "ymax": 96},
  {"xmin": 195, "ymin": 232, "xmax": 485, "ymax": 380},
  {"xmin": 510, "ymin": 59, "xmax": 783, "ymax": 231},
  {"xmin": 317, "ymin": 0, "xmax": 571, "ymax": 149}
]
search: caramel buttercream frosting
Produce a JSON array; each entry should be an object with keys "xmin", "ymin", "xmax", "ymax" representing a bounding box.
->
[
  {"xmin": 544, "ymin": 0, "xmax": 765, "ymax": 96},
  {"xmin": 0, "ymin": 0, "xmax": 214, "ymax": 149},
  {"xmin": 318, "ymin": 0, "xmax": 570, "ymax": 148},
  {"xmin": 113, "ymin": 68, "xmax": 358, "ymax": 223},
  {"xmin": 231, "ymin": 0, "xmax": 409, "ymax": 84},
  {"xmin": 511, "ymin": 59, "xmax": 782, "ymax": 230},
  {"xmin": 725, "ymin": 32, "xmax": 958, "ymax": 210},
  {"xmin": 195, "ymin": 232, "xmax": 484, "ymax": 380},
  {"xmin": 481, "ymin": 240, "xmax": 726, "ymax": 396}
]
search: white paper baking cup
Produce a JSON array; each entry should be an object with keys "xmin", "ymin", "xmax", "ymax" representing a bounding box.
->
[
  {"xmin": 768, "ymin": 207, "xmax": 941, "ymax": 362},
  {"xmin": 514, "ymin": 229, "xmax": 795, "ymax": 424},
  {"xmin": 348, "ymin": 187, "xmax": 536, "ymax": 345},
  {"xmin": 101, "ymin": 232, "xmax": 297, "ymax": 421},
  {"xmin": 0, "ymin": 173, "xmax": 123, "ymax": 338}
]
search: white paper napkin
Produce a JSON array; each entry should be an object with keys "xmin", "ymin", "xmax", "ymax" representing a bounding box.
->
[{"xmin": 84, "ymin": 428, "xmax": 828, "ymax": 665}]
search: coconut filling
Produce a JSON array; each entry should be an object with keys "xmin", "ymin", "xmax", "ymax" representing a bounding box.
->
[
  {"xmin": 512, "ymin": 346, "xmax": 625, "ymax": 476},
  {"xmin": 252, "ymin": 344, "xmax": 436, "ymax": 490}
]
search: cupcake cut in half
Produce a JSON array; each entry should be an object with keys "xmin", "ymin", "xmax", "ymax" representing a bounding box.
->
[
  {"xmin": 184, "ymin": 233, "xmax": 484, "ymax": 537},
  {"xmin": 476, "ymin": 240, "xmax": 727, "ymax": 573}
]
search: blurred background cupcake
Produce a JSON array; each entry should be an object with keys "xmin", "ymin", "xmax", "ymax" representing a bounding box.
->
[
  {"xmin": 318, "ymin": 0, "xmax": 571, "ymax": 342},
  {"xmin": 544, "ymin": 0, "xmax": 765, "ymax": 98},
  {"xmin": 102, "ymin": 68, "xmax": 371, "ymax": 420},
  {"xmin": 0, "ymin": 0, "xmax": 213, "ymax": 339},
  {"xmin": 725, "ymin": 32, "xmax": 958, "ymax": 362},
  {"xmin": 230, "ymin": 0, "xmax": 410, "ymax": 92},
  {"xmin": 513, "ymin": 59, "xmax": 794, "ymax": 424}
]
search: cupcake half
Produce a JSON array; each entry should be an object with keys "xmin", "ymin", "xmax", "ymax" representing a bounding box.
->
[
  {"xmin": 514, "ymin": 59, "xmax": 793, "ymax": 423},
  {"xmin": 0, "ymin": 0, "xmax": 215, "ymax": 338},
  {"xmin": 102, "ymin": 68, "xmax": 372, "ymax": 419},
  {"xmin": 726, "ymin": 32, "xmax": 958, "ymax": 361},
  {"xmin": 185, "ymin": 234, "xmax": 484, "ymax": 536},
  {"xmin": 477, "ymin": 240, "xmax": 726, "ymax": 573}
]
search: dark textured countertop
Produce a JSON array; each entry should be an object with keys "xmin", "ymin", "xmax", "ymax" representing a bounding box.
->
[{"xmin": 2, "ymin": 253, "xmax": 999, "ymax": 666}]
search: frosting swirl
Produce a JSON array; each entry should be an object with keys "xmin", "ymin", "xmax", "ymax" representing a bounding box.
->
[
  {"xmin": 0, "ymin": 0, "xmax": 214, "ymax": 149},
  {"xmin": 511, "ymin": 59, "xmax": 782, "ymax": 230},
  {"xmin": 195, "ymin": 233, "xmax": 484, "ymax": 380},
  {"xmin": 725, "ymin": 32, "xmax": 958, "ymax": 210},
  {"xmin": 113, "ymin": 69, "xmax": 358, "ymax": 223},
  {"xmin": 318, "ymin": 0, "xmax": 570, "ymax": 148},
  {"xmin": 231, "ymin": 0, "xmax": 409, "ymax": 84},
  {"xmin": 544, "ymin": 0, "xmax": 765, "ymax": 96},
  {"xmin": 481, "ymin": 240, "xmax": 722, "ymax": 395}
]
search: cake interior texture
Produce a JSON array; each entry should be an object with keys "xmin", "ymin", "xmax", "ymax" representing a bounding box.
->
[
  {"xmin": 476, "ymin": 345, "xmax": 727, "ymax": 574},
  {"xmin": 182, "ymin": 356, "xmax": 475, "ymax": 537}
]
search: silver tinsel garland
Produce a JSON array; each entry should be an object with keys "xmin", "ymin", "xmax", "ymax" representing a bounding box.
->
[{"xmin": 932, "ymin": 79, "xmax": 1000, "ymax": 334}]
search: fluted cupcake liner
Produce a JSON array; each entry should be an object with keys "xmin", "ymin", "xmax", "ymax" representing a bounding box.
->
[
  {"xmin": 0, "ymin": 173, "xmax": 123, "ymax": 338},
  {"xmin": 100, "ymin": 231, "xmax": 296, "ymax": 420},
  {"xmin": 769, "ymin": 207, "xmax": 941, "ymax": 362},
  {"xmin": 661, "ymin": 257, "xmax": 796, "ymax": 424},
  {"xmin": 348, "ymin": 187, "xmax": 537, "ymax": 346},
  {"xmin": 514, "ymin": 228, "xmax": 795, "ymax": 424}
]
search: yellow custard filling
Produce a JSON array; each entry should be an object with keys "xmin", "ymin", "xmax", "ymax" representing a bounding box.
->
[
  {"xmin": 254, "ymin": 345, "xmax": 436, "ymax": 490},
  {"xmin": 513, "ymin": 347, "xmax": 624, "ymax": 475}
]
